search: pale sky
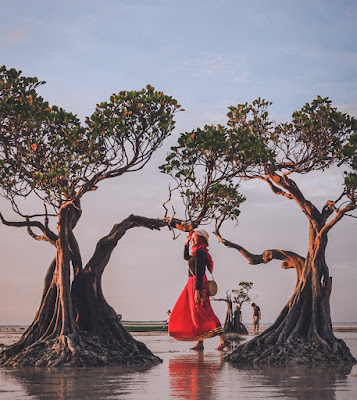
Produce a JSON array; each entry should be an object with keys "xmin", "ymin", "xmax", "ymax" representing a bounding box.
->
[{"xmin": 1, "ymin": 0, "xmax": 356, "ymax": 325}]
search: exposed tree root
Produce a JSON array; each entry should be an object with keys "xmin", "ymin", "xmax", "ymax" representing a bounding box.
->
[
  {"xmin": 0, "ymin": 332, "xmax": 161, "ymax": 367},
  {"xmin": 226, "ymin": 334, "xmax": 356, "ymax": 365},
  {"xmin": 232, "ymin": 321, "xmax": 249, "ymax": 335},
  {"xmin": 0, "ymin": 214, "xmax": 169, "ymax": 368}
]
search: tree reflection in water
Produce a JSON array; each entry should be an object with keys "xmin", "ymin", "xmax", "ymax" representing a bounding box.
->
[
  {"xmin": 230, "ymin": 363, "xmax": 353, "ymax": 400},
  {"xmin": 0, "ymin": 339, "xmax": 354, "ymax": 400},
  {"xmin": 1, "ymin": 364, "xmax": 154, "ymax": 400}
]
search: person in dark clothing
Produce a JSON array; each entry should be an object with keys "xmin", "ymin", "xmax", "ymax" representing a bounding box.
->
[
  {"xmin": 251, "ymin": 303, "xmax": 261, "ymax": 333},
  {"xmin": 168, "ymin": 229, "xmax": 230, "ymax": 351}
]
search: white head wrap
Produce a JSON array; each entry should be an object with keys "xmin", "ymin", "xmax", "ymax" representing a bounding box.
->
[{"xmin": 193, "ymin": 228, "xmax": 209, "ymax": 245}]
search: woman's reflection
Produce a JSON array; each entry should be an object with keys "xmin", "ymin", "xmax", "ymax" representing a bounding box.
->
[{"xmin": 169, "ymin": 351, "xmax": 222, "ymax": 399}]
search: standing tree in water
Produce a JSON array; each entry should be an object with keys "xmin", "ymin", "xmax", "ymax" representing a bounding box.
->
[
  {"xmin": 213, "ymin": 282, "xmax": 254, "ymax": 335},
  {"xmin": 213, "ymin": 291, "xmax": 235, "ymax": 332},
  {"xmin": 162, "ymin": 96, "xmax": 357, "ymax": 364},
  {"xmin": 231, "ymin": 281, "xmax": 255, "ymax": 334},
  {"xmin": 215, "ymin": 97, "xmax": 357, "ymax": 364},
  {"xmin": 0, "ymin": 66, "xmax": 182, "ymax": 366}
]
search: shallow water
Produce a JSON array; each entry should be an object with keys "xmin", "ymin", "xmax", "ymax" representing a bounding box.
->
[{"xmin": 0, "ymin": 331, "xmax": 356, "ymax": 400}]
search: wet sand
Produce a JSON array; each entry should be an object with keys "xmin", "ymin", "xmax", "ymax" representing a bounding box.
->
[{"xmin": 1, "ymin": 325, "xmax": 357, "ymax": 400}]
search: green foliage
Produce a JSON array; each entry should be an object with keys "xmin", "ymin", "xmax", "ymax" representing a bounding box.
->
[
  {"xmin": 160, "ymin": 125, "xmax": 245, "ymax": 224},
  {"xmin": 340, "ymin": 132, "xmax": 357, "ymax": 192},
  {"xmin": 0, "ymin": 66, "xmax": 179, "ymax": 212},
  {"xmin": 161, "ymin": 95, "xmax": 357, "ymax": 229},
  {"xmin": 159, "ymin": 100, "xmax": 274, "ymax": 225},
  {"xmin": 231, "ymin": 281, "xmax": 254, "ymax": 307},
  {"xmin": 227, "ymin": 96, "xmax": 357, "ymax": 175},
  {"xmin": 86, "ymin": 85, "xmax": 179, "ymax": 167},
  {"xmin": 227, "ymin": 96, "xmax": 357, "ymax": 209},
  {"xmin": 281, "ymin": 96, "xmax": 357, "ymax": 171},
  {"xmin": 0, "ymin": 66, "xmax": 90, "ymax": 205},
  {"xmin": 344, "ymin": 172, "xmax": 357, "ymax": 191}
]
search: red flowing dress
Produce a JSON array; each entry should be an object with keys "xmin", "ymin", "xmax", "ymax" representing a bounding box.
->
[{"xmin": 168, "ymin": 244, "xmax": 223, "ymax": 341}]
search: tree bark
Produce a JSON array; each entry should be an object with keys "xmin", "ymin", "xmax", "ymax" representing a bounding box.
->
[
  {"xmin": 1, "ymin": 213, "xmax": 167, "ymax": 367},
  {"xmin": 223, "ymin": 234, "xmax": 356, "ymax": 365},
  {"xmin": 224, "ymin": 300, "xmax": 248, "ymax": 335},
  {"xmin": 216, "ymin": 219, "xmax": 355, "ymax": 365},
  {"xmin": 214, "ymin": 298, "xmax": 249, "ymax": 335},
  {"xmin": 70, "ymin": 215, "xmax": 166, "ymax": 364}
]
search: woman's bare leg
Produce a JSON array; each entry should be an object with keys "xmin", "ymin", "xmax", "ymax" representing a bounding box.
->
[
  {"xmin": 216, "ymin": 333, "xmax": 230, "ymax": 350},
  {"xmin": 191, "ymin": 340, "xmax": 204, "ymax": 350}
]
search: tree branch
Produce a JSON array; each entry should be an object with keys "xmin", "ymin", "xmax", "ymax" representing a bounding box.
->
[
  {"xmin": 26, "ymin": 225, "xmax": 54, "ymax": 244},
  {"xmin": 84, "ymin": 215, "xmax": 168, "ymax": 277},
  {"xmin": 263, "ymin": 177, "xmax": 293, "ymax": 199},
  {"xmin": 214, "ymin": 223, "xmax": 305, "ymax": 279},
  {"xmin": 321, "ymin": 191, "xmax": 346, "ymax": 224},
  {"xmin": 0, "ymin": 212, "xmax": 58, "ymax": 244},
  {"xmin": 320, "ymin": 201, "xmax": 357, "ymax": 237},
  {"xmin": 265, "ymin": 172, "xmax": 322, "ymax": 229}
]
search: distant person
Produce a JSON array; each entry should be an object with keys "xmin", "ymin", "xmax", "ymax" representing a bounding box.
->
[
  {"xmin": 168, "ymin": 229, "xmax": 230, "ymax": 351},
  {"xmin": 166, "ymin": 309, "xmax": 171, "ymax": 322},
  {"xmin": 251, "ymin": 303, "xmax": 261, "ymax": 333},
  {"xmin": 163, "ymin": 309, "xmax": 172, "ymax": 330}
]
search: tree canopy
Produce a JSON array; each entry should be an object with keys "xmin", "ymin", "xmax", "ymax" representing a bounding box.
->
[
  {"xmin": 0, "ymin": 66, "xmax": 181, "ymax": 216},
  {"xmin": 232, "ymin": 281, "xmax": 255, "ymax": 308},
  {"xmin": 160, "ymin": 124, "xmax": 248, "ymax": 227},
  {"xmin": 161, "ymin": 96, "xmax": 357, "ymax": 231}
]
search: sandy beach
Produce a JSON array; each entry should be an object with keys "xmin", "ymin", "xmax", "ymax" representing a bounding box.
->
[{"xmin": 0, "ymin": 323, "xmax": 356, "ymax": 400}]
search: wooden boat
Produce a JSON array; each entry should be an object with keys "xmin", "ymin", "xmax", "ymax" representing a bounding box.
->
[{"xmin": 121, "ymin": 320, "xmax": 168, "ymax": 332}]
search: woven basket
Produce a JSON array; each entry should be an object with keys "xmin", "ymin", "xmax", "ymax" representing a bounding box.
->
[{"xmin": 205, "ymin": 280, "xmax": 218, "ymax": 296}]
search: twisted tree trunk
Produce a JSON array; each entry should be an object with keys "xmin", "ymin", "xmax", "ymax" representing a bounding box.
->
[
  {"xmin": 214, "ymin": 298, "xmax": 248, "ymax": 334},
  {"xmin": 71, "ymin": 215, "xmax": 167, "ymax": 365},
  {"xmin": 1, "ymin": 213, "xmax": 167, "ymax": 367},
  {"xmin": 1, "ymin": 203, "xmax": 81, "ymax": 366},
  {"xmin": 218, "ymin": 231, "xmax": 356, "ymax": 365},
  {"xmin": 214, "ymin": 170, "xmax": 357, "ymax": 365}
]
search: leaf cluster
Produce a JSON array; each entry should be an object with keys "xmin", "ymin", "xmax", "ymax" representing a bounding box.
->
[
  {"xmin": 160, "ymin": 125, "xmax": 245, "ymax": 224},
  {"xmin": 226, "ymin": 96, "xmax": 357, "ymax": 213},
  {"xmin": 340, "ymin": 132, "xmax": 357, "ymax": 192},
  {"xmin": 0, "ymin": 67, "xmax": 179, "ymax": 213},
  {"xmin": 231, "ymin": 281, "xmax": 254, "ymax": 307},
  {"xmin": 227, "ymin": 96, "xmax": 357, "ymax": 177},
  {"xmin": 0, "ymin": 66, "xmax": 92, "ymax": 208},
  {"xmin": 162, "ymin": 95, "xmax": 356, "ymax": 233},
  {"xmin": 160, "ymin": 101, "xmax": 274, "ymax": 225},
  {"xmin": 86, "ymin": 84, "xmax": 179, "ymax": 176}
]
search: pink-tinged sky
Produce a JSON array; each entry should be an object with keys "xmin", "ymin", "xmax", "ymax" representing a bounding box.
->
[{"xmin": 1, "ymin": 0, "xmax": 356, "ymax": 324}]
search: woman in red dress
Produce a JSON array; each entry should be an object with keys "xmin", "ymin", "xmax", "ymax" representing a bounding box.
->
[{"xmin": 168, "ymin": 228, "xmax": 230, "ymax": 350}]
